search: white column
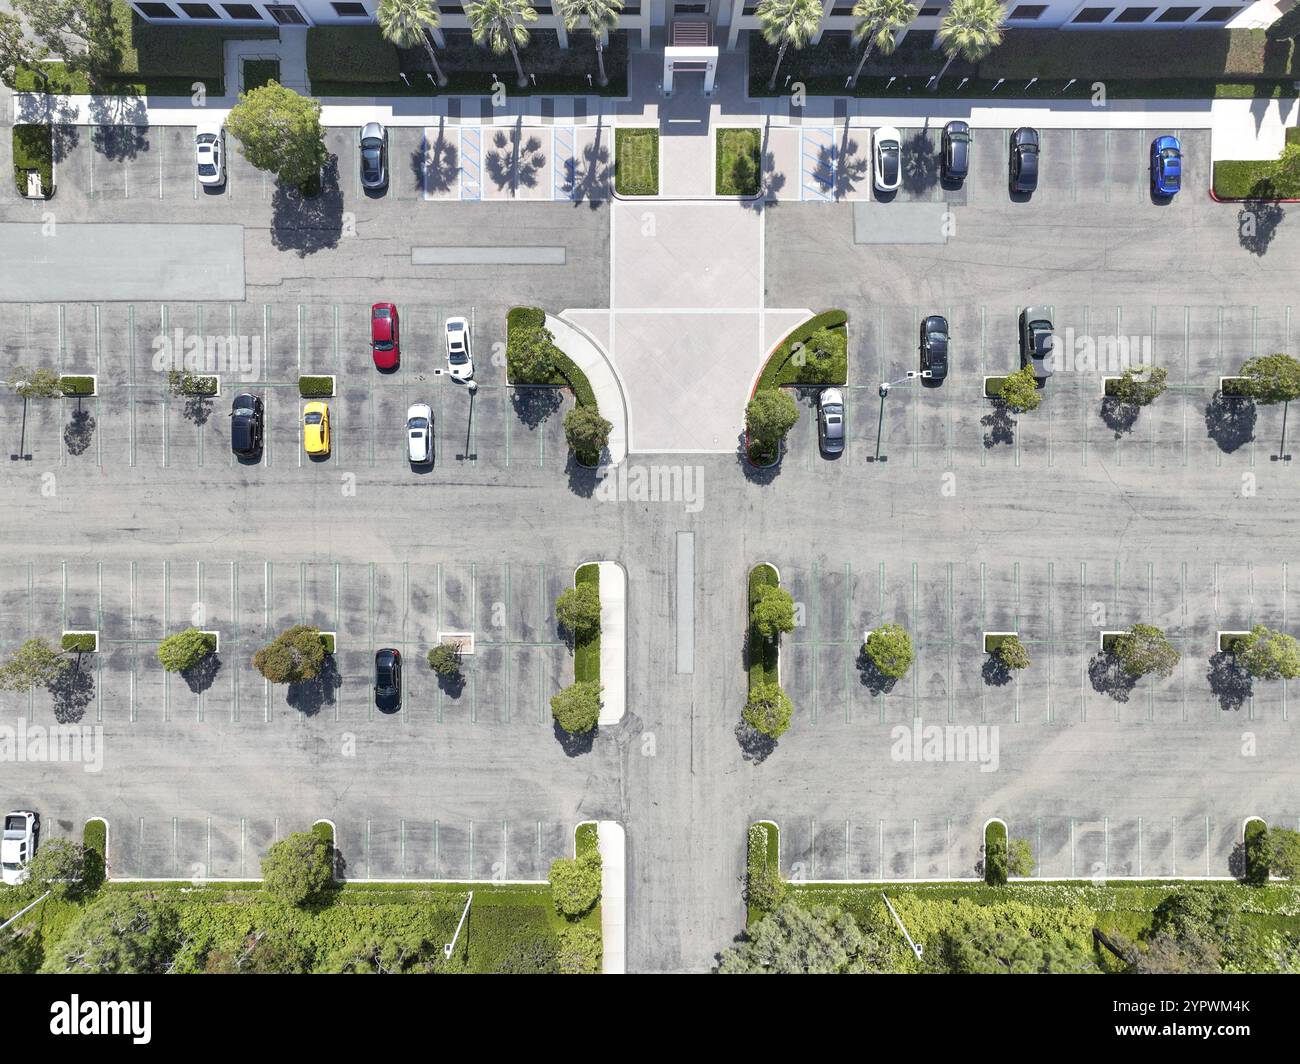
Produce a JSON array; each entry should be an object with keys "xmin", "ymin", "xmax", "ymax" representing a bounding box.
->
[
  {"xmin": 703, "ymin": 56, "xmax": 716, "ymax": 93},
  {"xmin": 663, "ymin": 55, "xmax": 674, "ymax": 94}
]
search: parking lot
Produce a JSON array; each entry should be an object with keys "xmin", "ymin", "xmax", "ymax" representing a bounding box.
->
[{"xmin": 0, "ymin": 301, "xmax": 577, "ymax": 475}]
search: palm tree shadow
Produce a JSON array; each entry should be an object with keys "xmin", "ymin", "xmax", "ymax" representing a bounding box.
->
[{"xmin": 414, "ymin": 121, "xmax": 460, "ymax": 195}]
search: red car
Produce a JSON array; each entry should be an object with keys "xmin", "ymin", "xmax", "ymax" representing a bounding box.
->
[{"xmin": 371, "ymin": 303, "xmax": 400, "ymax": 370}]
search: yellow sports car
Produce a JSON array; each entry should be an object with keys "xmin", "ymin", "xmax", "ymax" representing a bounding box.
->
[{"xmin": 303, "ymin": 401, "xmax": 331, "ymax": 456}]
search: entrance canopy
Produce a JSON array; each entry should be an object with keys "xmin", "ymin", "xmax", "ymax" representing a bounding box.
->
[{"xmin": 664, "ymin": 20, "xmax": 718, "ymax": 94}]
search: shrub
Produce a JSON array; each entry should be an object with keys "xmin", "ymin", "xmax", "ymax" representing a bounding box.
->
[
  {"xmin": 1267, "ymin": 827, "xmax": 1300, "ymax": 879},
  {"xmin": 743, "ymin": 682, "xmax": 793, "ymax": 739},
  {"xmin": 756, "ymin": 311, "xmax": 850, "ymax": 392},
  {"xmin": 82, "ymin": 819, "xmax": 106, "ymax": 892},
  {"xmin": 1112, "ymin": 623, "xmax": 1179, "ymax": 679},
  {"xmin": 1007, "ymin": 837, "xmax": 1035, "ymax": 877},
  {"xmin": 1109, "ymin": 365, "xmax": 1169, "ymax": 406},
  {"xmin": 261, "ymin": 831, "xmax": 334, "ymax": 907},
  {"xmin": 747, "ymin": 824, "xmax": 786, "ymax": 915},
  {"xmin": 1244, "ymin": 820, "xmax": 1270, "ymax": 885},
  {"xmin": 864, "ymin": 623, "xmax": 914, "ymax": 680},
  {"xmin": 61, "ymin": 632, "xmax": 97, "ymax": 653},
  {"xmin": 1236, "ymin": 624, "xmax": 1300, "ymax": 681},
  {"xmin": 789, "ymin": 325, "xmax": 847, "ymax": 385},
  {"xmin": 12, "ymin": 124, "xmax": 53, "ymax": 197},
  {"xmin": 564, "ymin": 405, "xmax": 612, "ymax": 462},
  {"xmin": 549, "ymin": 850, "xmax": 602, "ymax": 918},
  {"xmin": 984, "ymin": 822, "xmax": 1009, "ymax": 886},
  {"xmin": 253, "ymin": 625, "xmax": 326, "ymax": 684},
  {"xmin": 994, "ymin": 366, "xmax": 1043, "ymax": 413},
  {"xmin": 746, "ymin": 388, "xmax": 799, "ymax": 460},
  {"xmin": 157, "ymin": 628, "xmax": 216, "ymax": 673},
  {"xmin": 508, "ymin": 323, "xmax": 561, "ymax": 384},
  {"xmin": 751, "ymin": 584, "xmax": 795, "ymax": 639},
  {"xmin": 167, "ymin": 370, "xmax": 217, "ymax": 396},
  {"xmin": 995, "ymin": 635, "xmax": 1031, "ymax": 671},
  {"xmin": 555, "ymin": 924, "xmax": 602, "ymax": 973},
  {"xmin": 298, "ymin": 375, "xmax": 334, "ymax": 397},
  {"xmin": 556, "ymin": 582, "xmax": 602, "ymax": 639},
  {"xmin": 427, "ymin": 642, "xmax": 463, "ymax": 676},
  {"xmin": 21, "ymin": 838, "xmax": 90, "ymax": 901},
  {"xmin": 981, "ymin": 29, "xmax": 1292, "ymax": 79},
  {"xmin": 551, "ymin": 680, "xmax": 602, "ymax": 734}
]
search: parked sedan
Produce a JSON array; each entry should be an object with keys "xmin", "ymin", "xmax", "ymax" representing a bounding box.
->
[
  {"xmin": 1009, "ymin": 127, "xmax": 1040, "ymax": 194},
  {"xmin": 919, "ymin": 315, "xmax": 949, "ymax": 382},
  {"xmin": 818, "ymin": 388, "xmax": 844, "ymax": 456},
  {"xmin": 941, "ymin": 120, "xmax": 970, "ymax": 184},
  {"xmin": 374, "ymin": 648, "xmax": 402, "ymax": 712},
  {"xmin": 1150, "ymin": 134, "xmax": 1182, "ymax": 197},
  {"xmin": 194, "ymin": 123, "xmax": 225, "ymax": 188},
  {"xmin": 359, "ymin": 122, "xmax": 388, "ymax": 191},
  {"xmin": 444, "ymin": 316, "xmax": 473, "ymax": 381},
  {"xmin": 406, "ymin": 403, "xmax": 433, "ymax": 465},
  {"xmin": 229, "ymin": 392, "xmax": 264, "ymax": 457},
  {"xmin": 302, "ymin": 401, "xmax": 331, "ymax": 456},
  {"xmin": 873, "ymin": 126, "xmax": 902, "ymax": 193},
  {"xmin": 1019, "ymin": 306, "xmax": 1055, "ymax": 379},
  {"xmin": 1, "ymin": 810, "xmax": 38, "ymax": 886},
  {"xmin": 371, "ymin": 302, "xmax": 400, "ymax": 370}
]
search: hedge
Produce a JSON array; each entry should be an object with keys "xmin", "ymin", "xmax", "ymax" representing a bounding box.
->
[
  {"xmin": 573, "ymin": 564, "xmax": 601, "ymax": 686},
  {"xmin": 575, "ymin": 822, "xmax": 599, "ymax": 859},
  {"xmin": 756, "ymin": 311, "xmax": 850, "ymax": 393},
  {"xmin": 984, "ymin": 821, "xmax": 1009, "ymax": 886},
  {"xmin": 747, "ymin": 564, "xmax": 780, "ymax": 690},
  {"xmin": 319, "ymin": 633, "xmax": 335, "ymax": 655},
  {"xmin": 981, "ymin": 29, "xmax": 1296, "ymax": 80},
  {"xmin": 12, "ymin": 125, "xmax": 53, "ymax": 198},
  {"xmin": 61, "ymin": 633, "xmax": 97, "ymax": 652},
  {"xmin": 299, "ymin": 375, "xmax": 336, "ymax": 398},
  {"xmin": 307, "ymin": 26, "xmax": 401, "ymax": 84},
  {"xmin": 60, "ymin": 376, "xmax": 94, "ymax": 397},
  {"xmin": 506, "ymin": 307, "xmax": 598, "ymax": 409},
  {"xmin": 1213, "ymin": 127, "xmax": 1300, "ymax": 199}
]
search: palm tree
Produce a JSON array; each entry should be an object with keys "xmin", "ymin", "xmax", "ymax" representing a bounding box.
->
[
  {"xmin": 848, "ymin": 0, "xmax": 917, "ymax": 88},
  {"xmin": 934, "ymin": 0, "xmax": 1006, "ymax": 89},
  {"xmin": 467, "ymin": 0, "xmax": 539, "ymax": 88},
  {"xmin": 756, "ymin": 0, "xmax": 824, "ymax": 92},
  {"xmin": 558, "ymin": 0, "xmax": 623, "ymax": 88},
  {"xmin": 378, "ymin": 0, "xmax": 449, "ymax": 88}
]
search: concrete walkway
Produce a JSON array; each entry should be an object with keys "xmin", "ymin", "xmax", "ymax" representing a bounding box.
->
[
  {"xmin": 597, "ymin": 561, "xmax": 625, "ymax": 726},
  {"xmin": 597, "ymin": 821, "xmax": 626, "ymax": 974},
  {"xmin": 547, "ymin": 312, "xmax": 628, "ymax": 466},
  {"xmin": 222, "ymin": 29, "xmax": 311, "ymax": 97}
]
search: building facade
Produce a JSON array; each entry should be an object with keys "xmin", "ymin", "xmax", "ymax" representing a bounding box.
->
[{"xmin": 130, "ymin": 0, "xmax": 1276, "ymax": 45}]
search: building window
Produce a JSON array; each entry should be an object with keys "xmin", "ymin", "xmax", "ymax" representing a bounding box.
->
[
  {"xmin": 1196, "ymin": 5, "xmax": 1238, "ymax": 19},
  {"xmin": 1071, "ymin": 7, "xmax": 1113, "ymax": 21},
  {"xmin": 136, "ymin": 2, "xmax": 179, "ymax": 15},
  {"xmin": 623, "ymin": 3, "xmax": 640, "ymax": 10},
  {"xmin": 222, "ymin": 3, "xmax": 261, "ymax": 16},
  {"xmin": 1155, "ymin": 5, "xmax": 1197, "ymax": 19},
  {"xmin": 674, "ymin": 3, "xmax": 708, "ymax": 12},
  {"xmin": 1114, "ymin": 5, "xmax": 1155, "ymax": 19},
  {"xmin": 1009, "ymin": 4, "xmax": 1046, "ymax": 16},
  {"xmin": 180, "ymin": 2, "xmax": 219, "ymax": 15},
  {"xmin": 919, "ymin": 5, "xmax": 942, "ymax": 13},
  {"xmin": 330, "ymin": 1, "xmax": 368, "ymax": 13},
  {"xmin": 439, "ymin": 3, "xmax": 464, "ymax": 11},
  {"xmin": 742, "ymin": 3, "xmax": 757, "ymax": 12}
]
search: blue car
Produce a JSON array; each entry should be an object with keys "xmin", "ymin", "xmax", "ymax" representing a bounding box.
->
[{"xmin": 1151, "ymin": 135, "xmax": 1182, "ymax": 197}]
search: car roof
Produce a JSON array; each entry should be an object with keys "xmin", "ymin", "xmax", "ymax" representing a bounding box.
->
[
  {"xmin": 820, "ymin": 388, "xmax": 843, "ymax": 405},
  {"xmin": 361, "ymin": 121, "xmax": 385, "ymax": 138},
  {"xmin": 945, "ymin": 120, "xmax": 970, "ymax": 135}
]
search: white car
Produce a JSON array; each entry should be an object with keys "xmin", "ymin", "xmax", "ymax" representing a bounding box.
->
[
  {"xmin": 195, "ymin": 123, "xmax": 226, "ymax": 188},
  {"xmin": 1, "ymin": 810, "xmax": 38, "ymax": 886},
  {"xmin": 406, "ymin": 403, "xmax": 433, "ymax": 465},
  {"xmin": 444, "ymin": 316, "xmax": 473, "ymax": 381},
  {"xmin": 873, "ymin": 126, "xmax": 901, "ymax": 193}
]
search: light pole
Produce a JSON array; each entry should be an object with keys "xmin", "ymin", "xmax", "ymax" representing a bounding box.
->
[
  {"xmin": 464, "ymin": 378, "xmax": 477, "ymax": 457},
  {"xmin": 870, "ymin": 371, "xmax": 931, "ymax": 463}
]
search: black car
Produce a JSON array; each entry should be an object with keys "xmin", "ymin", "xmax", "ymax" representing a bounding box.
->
[
  {"xmin": 230, "ymin": 393, "xmax": 263, "ymax": 457},
  {"xmin": 374, "ymin": 648, "xmax": 402, "ymax": 712},
  {"xmin": 941, "ymin": 121, "xmax": 970, "ymax": 183},
  {"xmin": 920, "ymin": 315, "xmax": 949, "ymax": 381},
  {"xmin": 1009, "ymin": 127, "xmax": 1040, "ymax": 194}
]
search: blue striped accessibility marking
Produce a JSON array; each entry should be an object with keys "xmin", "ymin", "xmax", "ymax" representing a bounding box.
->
[{"xmin": 801, "ymin": 127, "xmax": 836, "ymax": 203}]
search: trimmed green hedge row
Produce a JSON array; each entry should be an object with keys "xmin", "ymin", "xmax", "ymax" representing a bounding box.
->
[
  {"xmin": 61, "ymin": 633, "xmax": 96, "ymax": 652},
  {"xmin": 60, "ymin": 376, "xmax": 94, "ymax": 396},
  {"xmin": 575, "ymin": 822, "xmax": 599, "ymax": 859},
  {"xmin": 573, "ymin": 564, "xmax": 600, "ymax": 685},
  {"xmin": 506, "ymin": 307, "xmax": 598, "ymax": 409},
  {"xmin": 755, "ymin": 311, "xmax": 850, "ymax": 393},
  {"xmin": 299, "ymin": 376, "xmax": 335, "ymax": 397},
  {"xmin": 747, "ymin": 564, "xmax": 780, "ymax": 690}
]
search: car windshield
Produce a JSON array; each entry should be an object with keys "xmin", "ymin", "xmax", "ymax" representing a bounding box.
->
[
  {"xmin": 305, "ymin": 413, "xmax": 322, "ymax": 424},
  {"xmin": 198, "ymin": 163, "xmax": 216, "ymax": 176},
  {"xmin": 3, "ymin": 817, "xmax": 22, "ymax": 831},
  {"xmin": 449, "ymin": 350, "xmax": 467, "ymax": 363},
  {"xmin": 409, "ymin": 418, "xmax": 428, "ymax": 430},
  {"xmin": 362, "ymin": 147, "xmax": 381, "ymax": 171},
  {"xmin": 373, "ymin": 340, "xmax": 393, "ymax": 351}
]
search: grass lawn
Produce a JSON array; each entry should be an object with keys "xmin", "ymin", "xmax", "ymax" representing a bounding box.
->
[
  {"xmin": 716, "ymin": 128, "xmax": 762, "ymax": 197},
  {"xmin": 984, "ymin": 376, "xmax": 1008, "ymax": 398},
  {"xmin": 575, "ymin": 821, "xmax": 599, "ymax": 858},
  {"xmin": 747, "ymin": 564, "xmax": 780, "ymax": 690},
  {"xmin": 12, "ymin": 125, "xmax": 53, "ymax": 198},
  {"xmin": 786, "ymin": 880, "xmax": 1300, "ymax": 973},
  {"xmin": 1213, "ymin": 126, "xmax": 1300, "ymax": 199},
  {"xmin": 242, "ymin": 59, "xmax": 281, "ymax": 93},
  {"xmin": 745, "ymin": 821, "xmax": 782, "ymax": 926},
  {"xmin": 574, "ymin": 564, "xmax": 601, "ymax": 685},
  {"xmin": 614, "ymin": 128, "xmax": 659, "ymax": 196},
  {"xmin": 60, "ymin": 376, "xmax": 95, "ymax": 397},
  {"xmin": 983, "ymin": 633, "xmax": 1016, "ymax": 653}
]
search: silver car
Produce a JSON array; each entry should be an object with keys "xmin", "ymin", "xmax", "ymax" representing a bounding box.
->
[
  {"xmin": 1019, "ymin": 306, "xmax": 1055, "ymax": 379},
  {"xmin": 360, "ymin": 122, "xmax": 388, "ymax": 191},
  {"xmin": 818, "ymin": 388, "xmax": 844, "ymax": 455},
  {"xmin": 406, "ymin": 403, "xmax": 432, "ymax": 465}
]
